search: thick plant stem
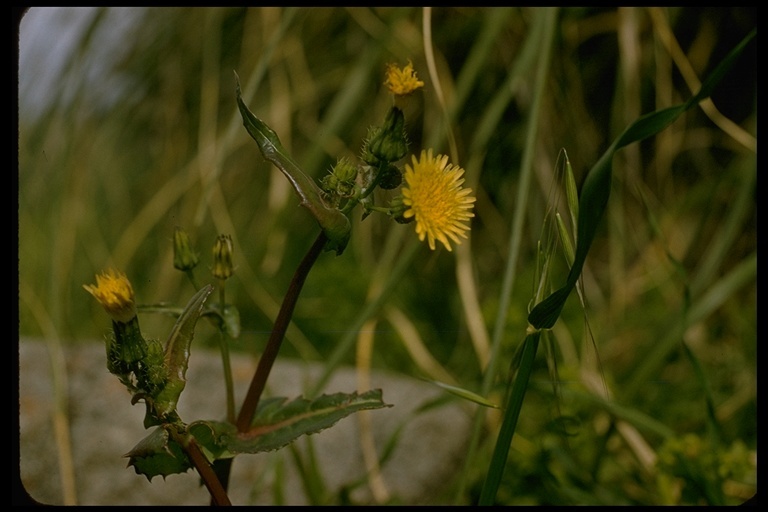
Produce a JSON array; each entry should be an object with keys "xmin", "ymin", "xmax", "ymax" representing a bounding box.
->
[{"xmin": 236, "ymin": 231, "xmax": 328, "ymax": 432}]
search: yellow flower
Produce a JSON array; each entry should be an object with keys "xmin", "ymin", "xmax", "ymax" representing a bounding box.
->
[
  {"xmin": 384, "ymin": 60, "xmax": 424, "ymax": 96},
  {"xmin": 83, "ymin": 269, "xmax": 137, "ymax": 323},
  {"xmin": 402, "ymin": 149, "xmax": 476, "ymax": 251}
]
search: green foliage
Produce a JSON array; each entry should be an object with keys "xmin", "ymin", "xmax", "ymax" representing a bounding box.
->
[
  {"xmin": 235, "ymin": 73, "xmax": 352, "ymax": 255},
  {"xmin": 528, "ymin": 28, "xmax": 755, "ymax": 331},
  {"xmin": 190, "ymin": 390, "xmax": 391, "ymax": 456},
  {"xmin": 125, "ymin": 427, "xmax": 191, "ymax": 481},
  {"xmin": 153, "ymin": 285, "xmax": 214, "ymax": 419}
]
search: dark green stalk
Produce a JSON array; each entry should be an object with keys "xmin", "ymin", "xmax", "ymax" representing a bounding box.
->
[
  {"xmin": 478, "ymin": 331, "xmax": 540, "ymax": 505},
  {"xmin": 456, "ymin": 8, "xmax": 557, "ymax": 503}
]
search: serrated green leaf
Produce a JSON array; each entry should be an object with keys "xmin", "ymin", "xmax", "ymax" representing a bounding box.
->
[
  {"xmin": 234, "ymin": 72, "xmax": 351, "ymax": 255},
  {"xmin": 153, "ymin": 285, "xmax": 214, "ymax": 418},
  {"xmin": 124, "ymin": 426, "xmax": 192, "ymax": 481},
  {"xmin": 190, "ymin": 390, "xmax": 391, "ymax": 456}
]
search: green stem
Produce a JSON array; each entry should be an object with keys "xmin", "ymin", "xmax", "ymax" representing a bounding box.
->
[
  {"xmin": 364, "ymin": 205, "xmax": 395, "ymax": 215},
  {"xmin": 478, "ymin": 331, "xmax": 540, "ymax": 505},
  {"xmin": 217, "ymin": 281, "xmax": 236, "ymax": 424},
  {"xmin": 235, "ymin": 231, "xmax": 327, "ymax": 432},
  {"xmin": 457, "ymin": 7, "xmax": 558, "ymax": 503},
  {"xmin": 219, "ymin": 332, "xmax": 235, "ymax": 423}
]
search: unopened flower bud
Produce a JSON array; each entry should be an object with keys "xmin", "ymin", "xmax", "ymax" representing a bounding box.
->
[
  {"xmin": 173, "ymin": 226, "xmax": 199, "ymax": 272},
  {"xmin": 212, "ymin": 234, "xmax": 235, "ymax": 280},
  {"xmin": 378, "ymin": 164, "xmax": 402, "ymax": 190},
  {"xmin": 332, "ymin": 157, "xmax": 358, "ymax": 183},
  {"xmin": 325, "ymin": 157, "xmax": 358, "ymax": 197},
  {"xmin": 365, "ymin": 107, "xmax": 408, "ymax": 164}
]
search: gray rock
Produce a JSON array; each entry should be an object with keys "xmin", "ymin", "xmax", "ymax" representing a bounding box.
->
[{"xmin": 18, "ymin": 338, "xmax": 472, "ymax": 505}]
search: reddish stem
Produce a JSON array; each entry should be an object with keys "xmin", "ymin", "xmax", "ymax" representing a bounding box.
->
[{"xmin": 235, "ymin": 232, "xmax": 327, "ymax": 432}]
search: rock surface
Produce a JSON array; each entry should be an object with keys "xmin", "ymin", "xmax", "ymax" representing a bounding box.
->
[{"xmin": 18, "ymin": 338, "xmax": 472, "ymax": 505}]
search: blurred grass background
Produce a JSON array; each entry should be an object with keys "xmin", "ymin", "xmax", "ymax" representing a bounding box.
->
[{"xmin": 18, "ymin": 7, "xmax": 756, "ymax": 505}]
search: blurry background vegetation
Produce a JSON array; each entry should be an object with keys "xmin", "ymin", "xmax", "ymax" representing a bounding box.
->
[{"xmin": 18, "ymin": 7, "xmax": 756, "ymax": 505}]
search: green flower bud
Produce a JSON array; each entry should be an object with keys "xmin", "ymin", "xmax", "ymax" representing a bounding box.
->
[
  {"xmin": 112, "ymin": 316, "xmax": 148, "ymax": 364},
  {"xmin": 212, "ymin": 234, "xmax": 235, "ymax": 280},
  {"xmin": 378, "ymin": 164, "xmax": 402, "ymax": 190},
  {"xmin": 332, "ymin": 157, "xmax": 358, "ymax": 183},
  {"xmin": 322, "ymin": 158, "xmax": 358, "ymax": 198},
  {"xmin": 361, "ymin": 127, "xmax": 381, "ymax": 166},
  {"xmin": 365, "ymin": 107, "xmax": 408, "ymax": 164},
  {"xmin": 172, "ymin": 226, "xmax": 199, "ymax": 272},
  {"xmin": 320, "ymin": 173, "xmax": 339, "ymax": 194}
]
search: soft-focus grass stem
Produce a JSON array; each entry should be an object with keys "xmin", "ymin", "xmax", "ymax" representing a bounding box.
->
[
  {"xmin": 310, "ymin": 236, "xmax": 420, "ymax": 396},
  {"xmin": 456, "ymin": 7, "xmax": 558, "ymax": 503},
  {"xmin": 19, "ymin": 283, "xmax": 77, "ymax": 505},
  {"xmin": 478, "ymin": 331, "xmax": 540, "ymax": 505}
]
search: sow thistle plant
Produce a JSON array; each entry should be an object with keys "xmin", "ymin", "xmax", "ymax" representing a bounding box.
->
[
  {"xmin": 84, "ymin": 61, "xmax": 475, "ymax": 505},
  {"xmin": 83, "ymin": 25, "xmax": 754, "ymax": 503}
]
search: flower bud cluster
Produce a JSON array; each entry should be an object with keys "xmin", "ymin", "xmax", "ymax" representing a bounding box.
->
[{"xmin": 321, "ymin": 158, "xmax": 358, "ymax": 203}]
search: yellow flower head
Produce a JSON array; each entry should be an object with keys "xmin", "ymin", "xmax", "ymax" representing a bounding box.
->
[
  {"xmin": 83, "ymin": 269, "xmax": 137, "ymax": 323},
  {"xmin": 384, "ymin": 60, "xmax": 425, "ymax": 96},
  {"xmin": 401, "ymin": 149, "xmax": 476, "ymax": 251}
]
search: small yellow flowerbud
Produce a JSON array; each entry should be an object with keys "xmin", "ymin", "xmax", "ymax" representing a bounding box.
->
[
  {"xmin": 83, "ymin": 269, "xmax": 138, "ymax": 324},
  {"xmin": 173, "ymin": 226, "xmax": 199, "ymax": 272},
  {"xmin": 384, "ymin": 60, "xmax": 424, "ymax": 96},
  {"xmin": 212, "ymin": 234, "xmax": 235, "ymax": 280}
]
